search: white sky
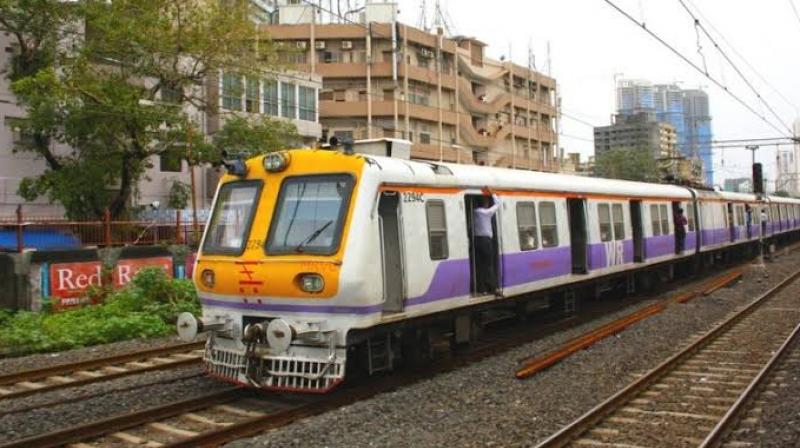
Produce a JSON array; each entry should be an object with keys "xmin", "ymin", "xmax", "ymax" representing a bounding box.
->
[{"xmin": 397, "ymin": 0, "xmax": 800, "ymax": 188}]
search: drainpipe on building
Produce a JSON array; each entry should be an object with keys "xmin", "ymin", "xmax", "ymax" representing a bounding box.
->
[
  {"xmin": 437, "ymin": 27, "xmax": 444, "ymax": 162},
  {"xmin": 403, "ymin": 25, "xmax": 410, "ymax": 140},
  {"xmin": 392, "ymin": 21, "xmax": 399, "ymax": 135},
  {"xmin": 508, "ymin": 46, "xmax": 516, "ymax": 169},
  {"xmin": 366, "ymin": 22, "xmax": 373, "ymax": 139}
]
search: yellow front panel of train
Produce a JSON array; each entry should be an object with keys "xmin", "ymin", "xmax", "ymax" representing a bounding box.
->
[{"xmin": 194, "ymin": 150, "xmax": 365, "ymax": 299}]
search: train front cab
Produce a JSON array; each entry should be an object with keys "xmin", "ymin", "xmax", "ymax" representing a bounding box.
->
[{"xmin": 191, "ymin": 150, "xmax": 370, "ymax": 392}]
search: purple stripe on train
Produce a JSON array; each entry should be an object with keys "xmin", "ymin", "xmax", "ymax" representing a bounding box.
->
[
  {"xmin": 701, "ymin": 228, "xmax": 729, "ymax": 247},
  {"xmin": 587, "ymin": 240, "xmax": 634, "ymax": 270},
  {"xmin": 406, "ymin": 259, "xmax": 471, "ymax": 306},
  {"xmin": 201, "ymin": 297, "xmax": 384, "ymax": 315},
  {"xmin": 645, "ymin": 235, "xmax": 674, "ymax": 258},
  {"xmin": 501, "ymin": 246, "xmax": 572, "ymax": 287}
]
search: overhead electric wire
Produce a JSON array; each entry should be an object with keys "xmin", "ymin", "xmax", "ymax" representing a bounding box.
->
[
  {"xmin": 685, "ymin": 0, "xmax": 798, "ymax": 114},
  {"xmin": 601, "ymin": 0, "xmax": 792, "ymax": 138},
  {"xmin": 790, "ymin": 0, "xmax": 800, "ymax": 32},
  {"xmin": 676, "ymin": 0, "xmax": 793, "ymax": 135}
]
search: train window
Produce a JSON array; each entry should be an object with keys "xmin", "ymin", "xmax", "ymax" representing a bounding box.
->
[
  {"xmin": 516, "ymin": 202, "xmax": 538, "ymax": 251},
  {"xmin": 203, "ymin": 180, "xmax": 262, "ymax": 255},
  {"xmin": 738, "ymin": 206, "xmax": 745, "ymax": 226},
  {"xmin": 266, "ymin": 174, "xmax": 354, "ymax": 255},
  {"xmin": 539, "ymin": 202, "xmax": 559, "ymax": 248},
  {"xmin": 650, "ymin": 204, "xmax": 661, "ymax": 236},
  {"xmin": 426, "ymin": 200, "xmax": 449, "ymax": 260},
  {"xmin": 684, "ymin": 202, "xmax": 695, "ymax": 232},
  {"xmin": 598, "ymin": 204, "xmax": 612, "ymax": 242},
  {"xmin": 612, "ymin": 204, "xmax": 625, "ymax": 240},
  {"xmin": 659, "ymin": 204, "xmax": 669, "ymax": 235}
]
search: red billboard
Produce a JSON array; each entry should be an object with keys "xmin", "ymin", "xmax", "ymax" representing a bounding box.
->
[{"xmin": 49, "ymin": 257, "xmax": 173, "ymax": 310}]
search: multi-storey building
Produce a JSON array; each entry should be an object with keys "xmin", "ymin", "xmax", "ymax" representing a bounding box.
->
[
  {"xmin": 262, "ymin": 1, "xmax": 559, "ymax": 169},
  {"xmin": 724, "ymin": 177, "xmax": 752, "ymax": 193},
  {"xmin": 593, "ymin": 112, "xmax": 677, "ymax": 159},
  {"xmin": 615, "ymin": 79, "xmax": 713, "ymax": 185}
]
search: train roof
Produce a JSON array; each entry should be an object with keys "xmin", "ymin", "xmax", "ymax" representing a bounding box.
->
[{"xmin": 366, "ymin": 155, "xmax": 693, "ymax": 199}]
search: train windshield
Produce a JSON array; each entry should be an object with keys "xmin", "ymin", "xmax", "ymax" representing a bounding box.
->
[
  {"xmin": 266, "ymin": 174, "xmax": 354, "ymax": 255},
  {"xmin": 203, "ymin": 181, "xmax": 262, "ymax": 254}
]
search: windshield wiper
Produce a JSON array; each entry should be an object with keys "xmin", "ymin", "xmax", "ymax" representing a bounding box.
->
[{"xmin": 294, "ymin": 220, "xmax": 334, "ymax": 253}]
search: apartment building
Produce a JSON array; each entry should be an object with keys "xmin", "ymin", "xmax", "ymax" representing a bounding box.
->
[
  {"xmin": 262, "ymin": 1, "xmax": 559, "ymax": 169},
  {"xmin": 593, "ymin": 112, "xmax": 678, "ymax": 159}
]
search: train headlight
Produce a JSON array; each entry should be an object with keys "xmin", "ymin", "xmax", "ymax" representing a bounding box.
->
[
  {"xmin": 263, "ymin": 152, "xmax": 290, "ymax": 173},
  {"xmin": 200, "ymin": 269, "xmax": 215, "ymax": 288},
  {"xmin": 299, "ymin": 274, "xmax": 325, "ymax": 293}
]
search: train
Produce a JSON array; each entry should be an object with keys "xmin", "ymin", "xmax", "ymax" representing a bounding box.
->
[{"xmin": 176, "ymin": 138, "xmax": 800, "ymax": 393}]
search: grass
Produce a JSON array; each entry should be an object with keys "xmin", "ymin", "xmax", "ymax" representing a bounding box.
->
[{"xmin": 0, "ymin": 267, "xmax": 200, "ymax": 357}]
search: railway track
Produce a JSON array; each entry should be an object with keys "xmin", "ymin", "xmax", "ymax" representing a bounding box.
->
[
  {"xmin": 0, "ymin": 341, "xmax": 205, "ymax": 401},
  {"xmin": 535, "ymin": 268, "xmax": 800, "ymax": 448}
]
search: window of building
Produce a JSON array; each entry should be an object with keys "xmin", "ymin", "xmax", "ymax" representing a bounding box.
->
[
  {"xmin": 298, "ymin": 86, "xmax": 317, "ymax": 121},
  {"xmin": 160, "ymin": 84, "xmax": 182, "ymax": 103},
  {"xmin": 659, "ymin": 204, "xmax": 669, "ymax": 235},
  {"xmin": 281, "ymin": 82, "xmax": 296, "ymax": 119},
  {"xmin": 4, "ymin": 117, "xmax": 35, "ymax": 147},
  {"xmin": 419, "ymin": 132, "xmax": 431, "ymax": 144},
  {"xmin": 539, "ymin": 202, "xmax": 558, "ymax": 247},
  {"xmin": 245, "ymin": 78, "xmax": 260, "ymax": 113},
  {"xmin": 426, "ymin": 200, "xmax": 448, "ymax": 260},
  {"xmin": 159, "ymin": 149, "xmax": 182, "ymax": 173},
  {"xmin": 517, "ymin": 202, "xmax": 538, "ymax": 251},
  {"xmin": 221, "ymin": 72, "xmax": 242, "ymax": 111},
  {"xmin": 263, "ymin": 79, "xmax": 279, "ymax": 116},
  {"xmin": 650, "ymin": 204, "xmax": 661, "ymax": 236},
  {"xmin": 598, "ymin": 203, "xmax": 612, "ymax": 242},
  {"xmin": 333, "ymin": 130, "xmax": 353, "ymax": 141},
  {"xmin": 612, "ymin": 203, "xmax": 625, "ymax": 240}
]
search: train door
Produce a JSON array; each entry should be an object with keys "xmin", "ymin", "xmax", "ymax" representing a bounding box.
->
[
  {"xmin": 630, "ymin": 200, "xmax": 645, "ymax": 262},
  {"xmin": 465, "ymin": 194, "xmax": 501, "ymax": 296},
  {"xmin": 567, "ymin": 198, "xmax": 588, "ymax": 274},
  {"xmin": 378, "ymin": 191, "xmax": 405, "ymax": 313}
]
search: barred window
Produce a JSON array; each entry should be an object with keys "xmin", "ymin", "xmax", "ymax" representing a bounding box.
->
[
  {"xmin": 598, "ymin": 204, "xmax": 612, "ymax": 242},
  {"xmin": 281, "ymin": 82, "xmax": 296, "ymax": 119},
  {"xmin": 245, "ymin": 78, "xmax": 260, "ymax": 113},
  {"xmin": 221, "ymin": 73, "xmax": 242, "ymax": 111},
  {"xmin": 612, "ymin": 203, "xmax": 625, "ymax": 240},
  {"xmin": 298, "ymin": 86, "xmax": 317, "ymax": 121},
  {"xmin": 263, "ymin": 80, "xmax": 279, "ymax": 116},
  {"xmin": 650, "ymin": 204, "xmax": 661, "ymax": 236},
  {"xmin": 539, "ymin": 202, "xmax": 559, "ymax": 248},
  {"xmin": 660, "ymin": 204, "xmax": 669, "ymax": 235},
  {"xmin": 426, "ymin": 201, "xmax": 448, "ymax": 260},
  {"xmin": 516, "ymin": 202, "xmax": 538, "ymax": 251}
]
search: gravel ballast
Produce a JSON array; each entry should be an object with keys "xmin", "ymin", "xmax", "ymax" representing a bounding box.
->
[{"xmin": 227, "ymin": 251, "xmax": 800, "ymax": 448}]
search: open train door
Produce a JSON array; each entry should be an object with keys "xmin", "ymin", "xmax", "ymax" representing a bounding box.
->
[
  {"xmin": 630, "ymin": 200, "xmax": 645, "ymax": 262},
  {"xmin": 465, "ymin": 193, "xmax": 502, "ymax": 296},
  {"xmin": 378, "ymin": 191, "xmax": 405, "ymax": 313},
  {"xmin": 567, "ymin": 198, "xmax": 588, "ymax": 274}
]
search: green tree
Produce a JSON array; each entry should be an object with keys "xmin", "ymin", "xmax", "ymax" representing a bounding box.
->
[
  {"xmin": 594, "ymin": 148, "xmax": 660, "ymax": 182},
  {"xmin": 210, "ymin": 116, "xmax": 300, "ymax": 160},
  {"xmin": 7, "ymin": 0, "xmax": 281, "ymax": 219}
]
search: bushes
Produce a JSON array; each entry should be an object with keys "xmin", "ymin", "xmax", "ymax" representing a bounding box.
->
[{"xmin": 0, "ymin": 267, "xmax": 200, "ymax": 356}]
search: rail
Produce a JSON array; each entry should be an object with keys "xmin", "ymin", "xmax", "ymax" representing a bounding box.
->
[{"xmin": 534, "ymin": 267, "xmax": 800, "ymax": 448}]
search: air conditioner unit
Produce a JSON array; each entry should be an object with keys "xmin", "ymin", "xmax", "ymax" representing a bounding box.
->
[
  {"xmin": 315, "ymin": 40, "xmax": 326, "ymax": 50},
  {"xmin": 341, "ymin": 40, "xmax": 353, "ymax": 50},
  {"xmin": 419, "ymin": 48, "xmax": 434, "ymax": 59},
  {"xmin": 296, "ymin": 41, "xmax": 308, "ymax": 50}
]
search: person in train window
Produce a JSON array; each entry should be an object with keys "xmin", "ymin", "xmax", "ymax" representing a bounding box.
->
[
  {"xmin": 474, "ymin": 188, "xmax": 501, "ymax": 296},
  {"xmin": 674, "ymin": 207, "xmax": 687, "ymax": 254}
]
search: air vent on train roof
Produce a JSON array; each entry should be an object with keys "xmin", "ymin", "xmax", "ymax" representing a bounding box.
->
[{"xmin": 348, "ymin": 138, "xmax": 412, "ymax": 160}]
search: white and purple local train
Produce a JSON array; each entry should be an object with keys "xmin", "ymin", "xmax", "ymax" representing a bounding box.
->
[{"xmin": 180, "ymin": 140, "xmax": 800, "ymax": 393}]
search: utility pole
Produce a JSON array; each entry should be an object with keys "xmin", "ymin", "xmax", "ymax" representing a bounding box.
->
[
  {"xmin": 188, "ymin": 124, "xmax": 199, "ymax": 241},
  {"xmin": 746, "ymin": 144, "xmax": 765, "ymax": 266}
]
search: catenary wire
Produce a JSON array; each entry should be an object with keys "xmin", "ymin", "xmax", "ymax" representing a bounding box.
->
[{"xmin": 601, "ymin": 0, "xmax": 791, "ymax": 139}]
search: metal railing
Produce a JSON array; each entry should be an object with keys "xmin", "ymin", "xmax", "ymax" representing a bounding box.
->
[{"xmin": 1, "ymin": 206, "xmax": 205, "ymax": 252}]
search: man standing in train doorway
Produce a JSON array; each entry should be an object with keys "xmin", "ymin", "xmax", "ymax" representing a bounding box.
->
[
  {"xmin": 474, "ymin": 187, "xmax": 501, "ymax": 296},
  {"xmin": 674, "ymin": 207, "xmax": 688, "ymax": 254}
]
